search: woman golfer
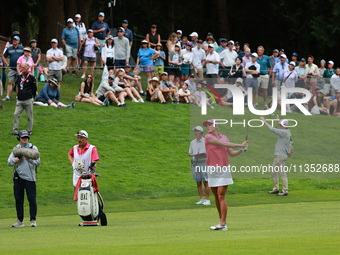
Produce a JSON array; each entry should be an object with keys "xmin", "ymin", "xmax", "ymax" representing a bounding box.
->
[{"xmin": 203, "ymin": 119, "xmax": 247, "ymax": 231}]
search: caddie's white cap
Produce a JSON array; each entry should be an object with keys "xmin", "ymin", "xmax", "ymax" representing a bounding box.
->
[
  {"xmin": 192, "ymin": 126, "xmax": 203, "ymax": 132},
  {"xmin": 280, "ymin": 119, "xmax": 288, "ymax": 126},
  {"xmin": 75, "ymin": 130, "xmax": 88, "ymax": 138}
]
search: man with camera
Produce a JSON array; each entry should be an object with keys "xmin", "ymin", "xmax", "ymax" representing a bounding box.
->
[{"xmin": 7, "ymin": 130, "xmax": 40, "ymax": 227}]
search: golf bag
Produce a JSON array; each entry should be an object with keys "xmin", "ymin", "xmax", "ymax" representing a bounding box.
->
[{"xmin": 74, "ymin": 162, "xmax": 107, "ymax": 226}]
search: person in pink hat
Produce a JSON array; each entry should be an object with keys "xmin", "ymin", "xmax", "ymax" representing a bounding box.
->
[{"xmin": 203, "ymin": 119, "xmax": 247, "ymax": 231}]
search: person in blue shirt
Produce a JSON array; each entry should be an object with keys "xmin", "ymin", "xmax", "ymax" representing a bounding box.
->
[
  {"xmin": 272, "ymin": 54, "xmax": 289, "ymax": 89},
  {"xmin": 2, "ymin": 36, "xmax": 24, "ymax": 101},
  {"xmin": 91, "ymin": 12, "xmax": 111, "ymax": 69},
  {"xmin": 256, "ymin": 45, "xmax": 272, "ymax": 108},
  {"xmin": 35, "ymin": 78, "xmax": 74, "ymax": 108},
  {"xmin": 61, "ymin": 18, "xmax": 81, "ymax": 75},
  {"xmin": 134, "ymin": 40, "xmax": 160, "ymax": 83},
  {"xmin": 153, "ymin": 43, "xmax": 166, "ymax": 79}
]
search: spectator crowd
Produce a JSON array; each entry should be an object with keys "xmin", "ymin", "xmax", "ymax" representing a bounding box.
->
[{"xmin": 1, "ymin": 12, "xmax": 340, "ymax": 134}]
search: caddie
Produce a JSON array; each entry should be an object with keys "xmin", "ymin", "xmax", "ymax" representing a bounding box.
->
[
  {"xmin": 7, "ymin": 130, "xmax": 40, "ymax": 227},
  {"xmin": 68, "ymin": 130, "xmax": 99, "ymax": 188}
]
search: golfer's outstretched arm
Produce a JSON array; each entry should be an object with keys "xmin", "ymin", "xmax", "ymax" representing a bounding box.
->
[
  {"xmin": 207, "ymin": 138, "xmax": 247, "ymax": 148},
  {"xmin": 227, "ymin": 148, "xmax": 243, "ymax": 157}
]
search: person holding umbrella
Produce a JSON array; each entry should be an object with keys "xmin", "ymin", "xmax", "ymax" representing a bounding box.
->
[{"xmin": 203, "ymin": 119, "xmax": 248, "ymax": 231}]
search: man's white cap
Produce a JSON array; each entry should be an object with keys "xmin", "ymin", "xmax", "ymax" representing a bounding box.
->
[
  {"xmin": 208, "ymin": 43, "xmax": 214, "ymax": 48},
  {"xmin": 75, "ymin": 130, "xmax": 88, "ymax": 138},
  {"xmin": 280, "ymin": 54, "xmax": 287, "ymax": 59},
  {"xmin": 251, "ymin": 52, "xmax": 258, "ymax": 58},
  {"xmin": 228, "ymin": 40, "xmax": 235, "ymax": 45},
  {"xmin": 328, "ymin": 60, "xmax": 334, "ymax": 65},
  {"xmin": 289, "ymin": 61, "xmax": 295, "ymax": 66},
  {"xmin": 189, "ymin": 32, "xmax": 198, "ymax": 37},
  {"xmin": 280, "ymin": 119, "xmax": 288, "ymax": 126},
  {"xmin": 176, "ymin": 30, "xmax": 182, "ymax": 34},
  {"xmin": 192, "ymin": 126, "xmax": 203, "ymax": 132},
  {"xmin": 67, "ymin": 18, "xmax": 74, "ymax": 23},
  {"xmin": 236, "ymin": 78, "xmax": 243, "ymax": 84},
  {"xmin": 51, "ymin": 38, "xmax": 58, "ymax": 43},
  {"xmin": 75, "ymin": 14, "xmax": 81, "ymax": 18}
]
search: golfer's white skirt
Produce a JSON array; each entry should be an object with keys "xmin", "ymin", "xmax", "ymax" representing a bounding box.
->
[{"xmin": 207, "ymin": 165, "xmax": 233, "ymax": 187}]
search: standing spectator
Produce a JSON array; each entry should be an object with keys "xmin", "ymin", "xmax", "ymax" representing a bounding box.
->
[
  {"xmin": 153, "ymin": 43, "xmax": 166, "ymax": 79},
  {"xmin": 228, "ymin": 56, "xmax": 245, "ymax": 83},
  {"xmin": 17, "ymin": 47, "xmax": 35, "ymax": 75},
  {"xmin": 113, "ymin": 27, "xmax": 130, "ymax": 68},
  {"xmin": 101, "ymin": 35, "xmax": 115, "ymax": 71},
  {"xmin": 245, "ymin": 53, "xmax": 260, "ymax": 106},
  {"xmin": 181, "ymin": 42, "xmax": 194, "ymax": 82},
  {"xmin": 203, "ymin": 119, "xmax": 247, "ymax": 231},
  {"xmin": 269, "ymin": 49, "xmax": 279, "ymax": 67},
  {"xmin": 330, "ymin": 67, "xmax": 340, "ymax": 96},
  {"xmin": 295, "ymin": 58, "xmax": 308, "ymax": 88},
  {"xmin": 323, "ymin": 60, "xmax": 335, "ymax": 95},
  {"xmin": 235, "ymin": 42, "xmax": 244, "ymax": 57},
  {"xmin": 7, "ymin": 130, "xmax": 40, "ymax": 227},
  {"xmin": 134, "ymin": 40, "xmax": 159, "ymax": 83},
  {"xmin": 192, "ymin": 39, "xmax": 206, "ymax": 79},
  {"xmin": 74, "ymin": 14, "xmax": 87, "ymax": 68},
  {"xmin": 242, "ymin": 47, "xmax": 251, "ymax": 68},
  {"xmin": 2, "ymin": 35, "xmax": 24, "ymax": 101},
  {"xmin": 120, "ymin": 20, "xmax": 133, "ymax": 48},
  {"xmin": 204, "ymin": 36, "xmax": 218, "ymax": 51},
  {"xmin": 278, "ymin": 49, "xmax": 289, "ymax": 63},
  {"xmin": 317, "ymin": 59, "xmax": 326, "ymax": 89},
  {"xmin": 166, "ymin": 32, "xmax": 177, "ymax": 52},
  {"xmin": 189, "ymin": 126, "xmax": 210, "ymax": 205},
  {"xmin": 256, "ymin": 46, "xmax": 272, "ymax": 108},
  {"xmin": 216, "ymin": 38, "xmax": 227, "ymax": 53},
  {"xmin": 13, "ymin": 63, "xmax": 37, "ymax": 135},
  {"xmin": 305, "ymin": 55, "xmax": 319, "ymax": 94},
  {"xmin": 146, "ymin": 24, "xmax": 160, "ymax": 49},
  {"xmin": 61, "ymin": 18, "xmax": 81, "ymax": 75},
  {"xmin": 291, "ymin": 52, "xmax": 299, "ymax": 66},
  {"xmin": 80, "ymin": 29, "xmax": 100, "ymax": 79},
  {"xmin": 46, "ymin": 39, "xmax": 63, "ymax": 86},
  {"xmin": 181, "ymin": 36, "xmax": 188, "ymax": 49},
  {"xmin": 272, "ymin": 54, "xmax": 289, "ymax": 89},
  {"xmin": 176, "ymin": 30, "xmax": 182, "ymax": 43},
  {"xmin": 282, "ymin": 62, "xmax": 298, "ymax": 89},
  {"xmin": 205, "ymin": 44, "xmax": 220, "ymax": 86},
  {"xmin": 146, "ymin": 77, "xmax": 167, "ymax": 103},
  {"xmin": 30, "ymin": 40, "xmax": 41, "ymax": 79},
  {"xmin": 260, "ymin": 116, "xmax": 291, "ymax": 196},
  {"xmin": 91, "ymin": 12, "xmax": 111, "ymax": 69},
  {"xmin": 168, "ymin": 42, "xmax": 183, "ymax": 87},
  {"xmin": 189, "ymin": 32, "xmax": 199, "ymax": 47},
  {"xmin": 35, "ymin": 78, "xmax": 74, "ymax": 108},
  {"xmin": 219, "ymin": 40, "xmax": 237, "ymax": 80}
]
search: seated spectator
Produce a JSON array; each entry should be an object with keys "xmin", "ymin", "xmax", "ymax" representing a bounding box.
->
[
  {"xmin": 168, "ymin": 42, "xmax": 183, "ymax": 87},
  {"xmin": 330, "ymin": 90, "xmax": 340, "ymax": 116},
  {"xmin": 185, "ymin": 73, "xmax": 198, "ymax": 100},
  {"xmin": 134, "ymin": 40, "xmax": 160, "ymax": 83},
  {"xmin": 228, "ymin": 56, "xmax": 245, "ymax": 83},
  {"xmin": 75, "ymin": 74, "xmax": 103, "ymax": 106},
  {"xmin": 221, "ymin": 78, "xmax": 247, "ymax": 106},
  {"xmin": 289, "ymin": 92, "xmax": 309, "ymax": 113},
  {"xmin": 159, "ymin": 72, "xmax": 179, "ymax": 103},
  {"xmin": 96, "ymin": 74, "xmax": 125, "ymax": 107},
  {"xmin": 330, "ymin": 67, "xmax": 340, "ymax": 96},
  {"xmin": 116, "ymin": 69, "xmax": 144, "ymax": 102},
  {"xmin": 178, "ymin": 83, "xmax": 191, "ymax": 103},
  {"xmin": 124, "ymin": 64, "xmax": 144, "ymax": 95},
  {"xmin": 17, "ymin": 47, "xmax": 35, "ymax": 75},
  {"xmin": 153, "ymin": 43, "xmax": 166, "ymax": 79},
  {"xmin": 146, "ymin": 77, "xmax": 167, "ymax": 104},
  {"xmin": 295, "ymin": 58, "xmax": 308, "ymax": 88},
  {"xmin": 308, "ymin": 88, "xmax": 329, "ymax": 115},
  {"xmin": 194, "ymin": 83, "xmax": 214, "ymax": 108},
  {"xmin": 166, "ymin": 32, "xmax": 177, "ymax": 52},
  {"xmin": 80, "ymin": 29, "xmax": 100, "ymax": 79},
  {"xmin": 35, "ymin": 78, "xmax": 74, "ymax": 108},
  {"xmin": 181, "ymin": 42, "xmax": 194, "ymax": 82},
  {"xmin": 101, "ymin": 35, "xmax": 115, "ymax": 71}
]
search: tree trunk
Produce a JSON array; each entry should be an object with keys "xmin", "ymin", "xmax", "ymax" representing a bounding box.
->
[{"xmin": 217, "ymin": 0, "xmax": 229, "ymax": 39}]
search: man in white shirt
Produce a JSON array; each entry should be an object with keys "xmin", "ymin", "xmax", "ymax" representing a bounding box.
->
[
  {"xmin": 205, "ymin": 44, "xmax": 220, "ymax": 86},
  {"xmin": 189, "ymin": 126, "xmax": 210, "ymax": 206},
  {"xmin": 219, "ymin": 40, "xmax": 237, "ymax": 79},
  {"xmin": 330, "ymin": 68, "xmax": 340, "ymax": 95},
  {"xmin": 192, "ymin": 39, "xmax": 206, "ymax": 79},
  {"xmin": 46, "ymin": 39, "xmax": 64, "ymax": 86},
  {"xmin": 245, "ymin": 53, "xmax": 261, "ymax": 106}
]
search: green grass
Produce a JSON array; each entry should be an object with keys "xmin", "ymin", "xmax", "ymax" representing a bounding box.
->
[{"xmin": 0, "ymin": 70, "xmax": 339, "ymax": 253}]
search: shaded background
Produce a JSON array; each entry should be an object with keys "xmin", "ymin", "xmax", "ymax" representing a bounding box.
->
[{"xmin": 1, "ymin": 0, "xmax": 340, "ymax": 63}]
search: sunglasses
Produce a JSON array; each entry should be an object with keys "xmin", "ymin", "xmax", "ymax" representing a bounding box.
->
[
  {"xmin": 20, "ymin": 137, "xmax": 29, "ymax": 139},
  {"xmin": 87, "ymin": 76, "xmax": 92, "ymax": 78}
]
